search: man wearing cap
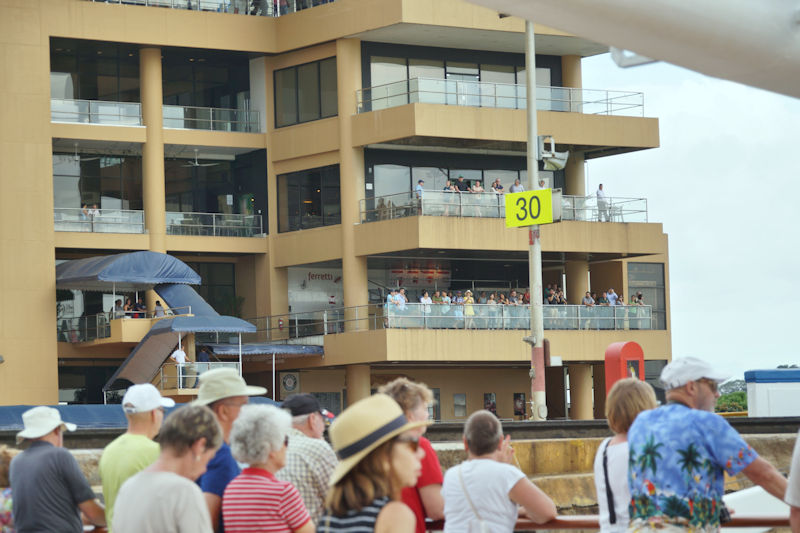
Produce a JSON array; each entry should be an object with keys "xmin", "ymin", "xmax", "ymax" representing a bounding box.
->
[
  {"xmin": 627, "ymin": 357, "xmax": 787, "ymax": 531},
  {"xmin": 276, "ymin": 394, "xmax": 338, "ymax": 522},
  {"xmin": 194, "ymin": 367, "xmax": 266, "ymax": 532},
  {"xmin": 99, "ymin": 383, "xmax": 175, "ymax": 530},
  {"xmin": 9, "ymin": 406, "xmax": 106, "ymax": 532}
]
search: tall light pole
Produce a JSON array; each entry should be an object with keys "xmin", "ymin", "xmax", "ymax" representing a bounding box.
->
[{"xmin": 525, "ymin": 21, "xmax": 547, "ymax": 421}]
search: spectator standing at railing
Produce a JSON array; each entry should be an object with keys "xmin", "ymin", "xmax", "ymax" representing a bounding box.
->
[
  {"xmin": 442, "ymin": 180, "xmax": 456, "ymax": 192},
  {"xmin": 597, "ymin": 183, "xmax": 610, "ymax": 221},
  {"xmin": 455, "ymin": 175, "xmax": 469, "ymax": 192},
  {"xmin": 420, "ymin": 291, "xmax": 432, "ymax": 316},
  {"xmin": 133, "ymin": 297, "xmax": 146, "ymax": 318},
  {"xmin": 491, "ymin": 178, "xmax": 504, "ymax": 193},
  {"xmin": 471, "ymin": 181, "xmax": 485, "ymax": 193},
  {"xmin": 154, "ymin": 300, "xmax": 166, "ymax": 318},
  {"xmin": 415, "ymin": 180, "xmax": 424, "ymax": 200},
  {"xmin": 538, "ymin": 178, "xmax": 547, "ymax": 190},
  {"xmin": 123, "ymin": 297, "xmax": 133, "ymax": 317},
  {"xmin": 627, "ymin": 357, "xmax": 787, "ymax": 531},
  {"xmin": 597, "ymin": 291, "xmax": 609, "ymax": 306},
  {"xmin": 510, "ymin": 178, "xmax": 525, "ymax": 193},
  {"xmin": 100, "ymin": 384, "xmax": 175, "ymax": 531},
  {"xmin": 442, "ymin": 410, "xmax": 556, "ymax": 532},
  {"xmin": 170, "ymin": 344, "xmax": 188, "ymax": 388},
  {"xmin": 582, "ymin": 292, "xmax": 595, "ymax": 307},
  {"xmin": 463, "ymin": 290, "xmax": 476, "ymax": 329},
  {"xmin": 113, "ymin": 299, "xmax": 124, "ymax": 319},
  {"xmin": 607, "ymin": 288, "xmax": 618, "ymax": 306}
]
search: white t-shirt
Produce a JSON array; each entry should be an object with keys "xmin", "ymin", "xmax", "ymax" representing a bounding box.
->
[
  {"xmin": 113, "ymin": 470, "xmax": 213, "ymax": 533},
  {"xmin": 785, "ymin": 429, "xmax": 800, "ymax": 507},
  {"xmin": 593, "ymin": 438, "xmax": 630, "ymax": 533},
  {"xmin": 597, "ymin": 188, "xmax": 607, "ymax": 201},
  {"xmin": 607, "ymin": 292, "xmax": 618, "ymax": 306},
  {"xmin": 443, "ymin": 459, "xmax": 525, "ymax": 533},
  {"xmin": 170, "ymin": 349, "xmax": 187, "ymax": 364}
]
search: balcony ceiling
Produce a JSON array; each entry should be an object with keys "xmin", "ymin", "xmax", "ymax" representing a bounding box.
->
[
  {"xmin": 52, "ymin": 138, "xmax": 258, "ymax": 160},
  {"xmin": 369, "ymin": 139, "xmax": 646, "ymax": 160},
  {"xmin": 367, "ymin": 249, "xmax": 650, "ymax": 266},
  {"xmin": 352, "ymin": 24, "xmax": 608, "ymax": 57}
]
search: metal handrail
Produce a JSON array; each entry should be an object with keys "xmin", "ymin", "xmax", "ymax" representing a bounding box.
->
[
  {"xmin": 162, "ymin": 105, "xmax": 262, "ymax": 132},
  {"xmin": 165, "ymin": 211, "xmax": 264, "ymax": 237},
  {"xmin": 54, "ymin": 207, "xmax": 145, "ymax": 234},
  {"xmin": 50, "ymin": 98, "xmax": 142, "ymax": 125},
  {"xmin": 86, "ymin": 0, "xmax": 334, "ymax": 18},
  {"xmin": 360, "ymin": 191, "xmax": 648, "ymax": 223},
  {"xmin": 206, "ymin": 302, "xmax": 653, "ymax": 345},
  {"xmin": 57, "ymin": 306, "xmax": 192, "ymax": 343},
  {"xmin": 159, "ymin": 361, "xmax": 240, "ymax": 390},
  {"xmin": 356, "ymin": 78, "xmax": 644, "ymax": 117}
]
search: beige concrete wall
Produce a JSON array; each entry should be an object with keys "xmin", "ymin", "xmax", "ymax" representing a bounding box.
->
[
  {"xmin": 0, "ymin": 1, "xmax": 59, "ymax": 405},
  {"xmin": 271, "ymin": 225, "xmax": 343, "ymax": 267},
  {"xmin": 351, "ymin": 104, "xmax": 660, "ymax": 150}
]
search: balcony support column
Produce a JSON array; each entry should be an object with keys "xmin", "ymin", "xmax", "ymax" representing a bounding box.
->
[
  {"xmin": 565, "ymin": 260, "xmax": 589, "ymax": 306},
  {"xmin": 568, "ymin": 363, "xmax": 594, "ymax": 420},
  {"xmin": 561, "ymin": 55, "xmax": 582, "ymax": 89},
  {"xmin": 564, "ymin": 151, "xmax": 585, "ymax": 196},
  {"xmin": 140, "ymin": 47, "xmax": 166, "ymax": 254},
  {"xmin": 337, "ymin": 38, "xmax": 368, "ymax": 332},
  {"xmin": 345, "ymin": 364, "xmax": 371, "ymax": 404}
]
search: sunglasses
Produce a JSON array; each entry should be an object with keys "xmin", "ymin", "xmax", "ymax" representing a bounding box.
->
[
  {"xmin": 696, "ymin": 378, "xmax": 718, "ymax": 393},
  {"xmin": 396, "ymin": 435, "xmax": 420, "ymax": 452}
]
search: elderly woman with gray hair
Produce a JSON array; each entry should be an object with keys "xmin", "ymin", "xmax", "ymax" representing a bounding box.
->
[{"xmin": 222, "ymin": 404, "xmax": 314, "ymax": 533}]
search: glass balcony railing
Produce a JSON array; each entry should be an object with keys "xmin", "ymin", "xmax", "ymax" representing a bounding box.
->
[
  {"xmin": 166, "ymin": 211, "xmax": 264, "ymax": 237},
  {"xmin": 360, "ymin": 191, "xmax": 648, "ymax": 223},
  {"xmin": 207, "ymin": 302, "xmax": 653, "ymax": 347},
  {"xmin": 51, "ymin": 98, "xmax": 142, "ymax": 125},
  {"xmin": 57, "ymin": 313, "xmax": 112, "ymax": 343},
  {"xmin": 86, "ymin": 0, "xmax": 333, "ymax": 17},
  {"xmin": 163, "ymin": 105, "xmax": 261, "ymax": 132},
  {"xmin": 54, "ymin": 208, "xmax": 145, "ymax": 233},
  {"xmin": 356, "ymin": 78, "xmax": 644, "ymax": 117}
]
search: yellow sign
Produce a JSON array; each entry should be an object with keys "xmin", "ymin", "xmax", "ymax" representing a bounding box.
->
[{"xmin": 505, "ymin": 189, "xmax": 553, "ymax": 227}]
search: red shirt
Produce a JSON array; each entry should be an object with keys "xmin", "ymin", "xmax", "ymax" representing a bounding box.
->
[
  {"xmin": 222, "ymin": 467, "xmax": 311, "ymax": 533},
  {"xmin": 401, "ymin": 436, "xmax": 443, "ymax": 533}
]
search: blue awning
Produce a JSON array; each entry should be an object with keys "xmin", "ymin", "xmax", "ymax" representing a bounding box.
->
[
  {"xmin": 155, "ymin": 283, "xmax": 217, "ymax": 316},
  {"xmin": 56, "ymin": 251, "xmax": 200, "ymax": 292},
  {"xmin": 159, "ymin": 316, "xmax": 256, "ymax": 334}
]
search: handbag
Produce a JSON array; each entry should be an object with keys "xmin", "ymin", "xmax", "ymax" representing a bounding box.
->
[{"xmin": 458, "ymin": 465, "xmax": 491, "ymax": 533}]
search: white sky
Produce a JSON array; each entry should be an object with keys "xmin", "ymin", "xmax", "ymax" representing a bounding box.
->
[{"xmin": 581, "ymin": 55, "xmax": 800, "ymax": 381}]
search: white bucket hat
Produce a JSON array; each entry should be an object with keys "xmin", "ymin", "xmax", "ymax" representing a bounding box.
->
[
  {"xmin": 193, "ymin": 368, "xmax": 266, "ymax": 406},
  {"xmin": 16, "ymin": 406, "xmax": 76, "ymax": 444}
]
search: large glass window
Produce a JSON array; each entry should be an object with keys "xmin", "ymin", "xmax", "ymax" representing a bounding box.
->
[
  {"xmin": 274, "ymin": 58, "xmax": 337, "ymax": 127},
  {"xmin": 278, "ymin": 165, "xmax": 341, "ymax": 232},
  {"xmin": 185, "ymin": 262, "xmax": 238, "ymax": 316},
  {"xmin": 627, "ymin": 262, "xmax": 667, "ymax": 330},
  {"xmin": 50, "ymin": 38, "xmax": 140, "ymax": 102},
  {"xmin": 52, "ymin": 153, "xmax": 143, "ymax": 209},
  {"xmin": 162, "ymin": 48, "xmax": 250, "ymax": 110}
]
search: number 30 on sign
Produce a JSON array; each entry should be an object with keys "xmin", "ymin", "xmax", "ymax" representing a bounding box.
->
[{"xmin": 505, "ymin": 189, "xmax": 553, "ymax": 227}]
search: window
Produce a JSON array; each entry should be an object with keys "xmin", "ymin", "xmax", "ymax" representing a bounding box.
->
[
  {"xmin": 52, "ymin": 154, "xmax": 143, "ymax": 210},
  {"xmin": 430, "ymin": 388, "xmax": 441, "ymax": 420},
  {"xmin": 274, "ymin": 58, "xmax": 337, "ymax": 127},
  {"xmin": 278, "ymin": 165, "xmax": 341, "ymax": 232},
  {"xmin": 185, "ymin": 262, "xmax": 237, "ymax": 316},
  {"xmin": 453, "ymin": 393, "xmax": 467, "ymax": 418},
  {"xmin": 627, "ymin": 262, "xmax": 667, "ymax": 330}
]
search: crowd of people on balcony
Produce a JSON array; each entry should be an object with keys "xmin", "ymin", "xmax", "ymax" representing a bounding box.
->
[{"xmin": 5, "ymin": 357, "xmax": 800, "ymax": 532}]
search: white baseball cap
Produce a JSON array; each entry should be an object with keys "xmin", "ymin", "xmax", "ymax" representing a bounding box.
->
[
  {"xmin": 122, "ymin": 383, "xmax": 176, "ymax": 414},
  {"xmin": 16, "ymin": 406, "xmax": 76, "ymax": 444},
  {"xmin": 660, "ymin": 357, "xmax": 731, "ymax": 390}
]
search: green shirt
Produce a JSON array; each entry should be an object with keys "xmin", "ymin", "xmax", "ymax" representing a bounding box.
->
[{"xmin": 99, "ymin": 433, "xmax": 160, "ymax": 530}]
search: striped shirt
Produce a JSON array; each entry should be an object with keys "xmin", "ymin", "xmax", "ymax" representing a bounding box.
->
[
  {"xmin": 276, "ymin": 428, "xmax": 338, "ymax": 521},
  {"xmin": 316, "ymin": 497, "xmax": 390, "ymax": 533},
  {"xmin": 222, "ymin": 468, "xmax": 311, "ymax": 533}
]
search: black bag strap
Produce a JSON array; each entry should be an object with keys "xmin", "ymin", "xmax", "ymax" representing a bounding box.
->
[{"xmin": 602, "ymin": 437, "xmax": 617, "ymax": 524}]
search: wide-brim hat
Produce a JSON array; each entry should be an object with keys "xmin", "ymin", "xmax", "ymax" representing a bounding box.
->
[
  {"xmin": 328, "ymin": 393, "xmax": 431, "ymax": 486},
  {"xmin": 16, "ymin": 406, "xmax": 76, "ymax": 444},
  {"xmin": 660, "ymin": 356, "xmax": 731, "ymax": 390},
  {"xmin": 193, "ymin": 367, "xmax": 266, "ymax": 406}
]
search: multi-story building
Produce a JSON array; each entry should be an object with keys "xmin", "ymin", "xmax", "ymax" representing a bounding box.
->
[{"xmin": 0, "ymin": 0, "xmax": 670, "ymax": 419}]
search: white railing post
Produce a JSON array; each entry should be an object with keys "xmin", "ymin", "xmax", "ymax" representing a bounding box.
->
[{"xmin": 323, "ymin": 310, "xmax": 328, "ymax": 335}]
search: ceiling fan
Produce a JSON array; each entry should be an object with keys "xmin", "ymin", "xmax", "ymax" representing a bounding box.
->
[
  {"xmin": 73, "ymin": 142, "xmax": 101, "ymax": 162},
  {"xmin": 181, "ymin": 149, "xmax": 219, "ymax": 167}
]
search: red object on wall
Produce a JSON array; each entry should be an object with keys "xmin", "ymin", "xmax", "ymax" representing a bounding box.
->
[{"xmin": 605, "ymin": 341, "xmax": 645, "ymax": 394}]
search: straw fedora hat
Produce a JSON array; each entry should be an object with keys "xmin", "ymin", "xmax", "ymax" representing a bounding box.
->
[
  {"xmin": 16, "ymin": 406, "xmax": 77, "ymax": 444},
  {"xmin": 328, "ymin": 393, "xmax": 431, "ymax": 486},
  {"xmin": 193, "ymin": 368, "xmax": 266, "ymax": 406}
]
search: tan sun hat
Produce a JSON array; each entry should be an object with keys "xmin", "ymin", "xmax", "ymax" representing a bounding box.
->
[
  {"xmin": 193, "ymin": 367, "xmax": 266, "ymax": 406},
  {"xmin": 16, "ymin": 406, "xmax": 77, "ymax": 444},
  {"xmin": 328, "ymin": 393, "xmax": 431, "ymax": 486}
]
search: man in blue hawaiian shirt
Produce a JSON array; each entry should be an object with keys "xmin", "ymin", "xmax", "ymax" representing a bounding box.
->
[{"xmin": 627, "ymin": 357, "xmax": 787, "ymax": 532}]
